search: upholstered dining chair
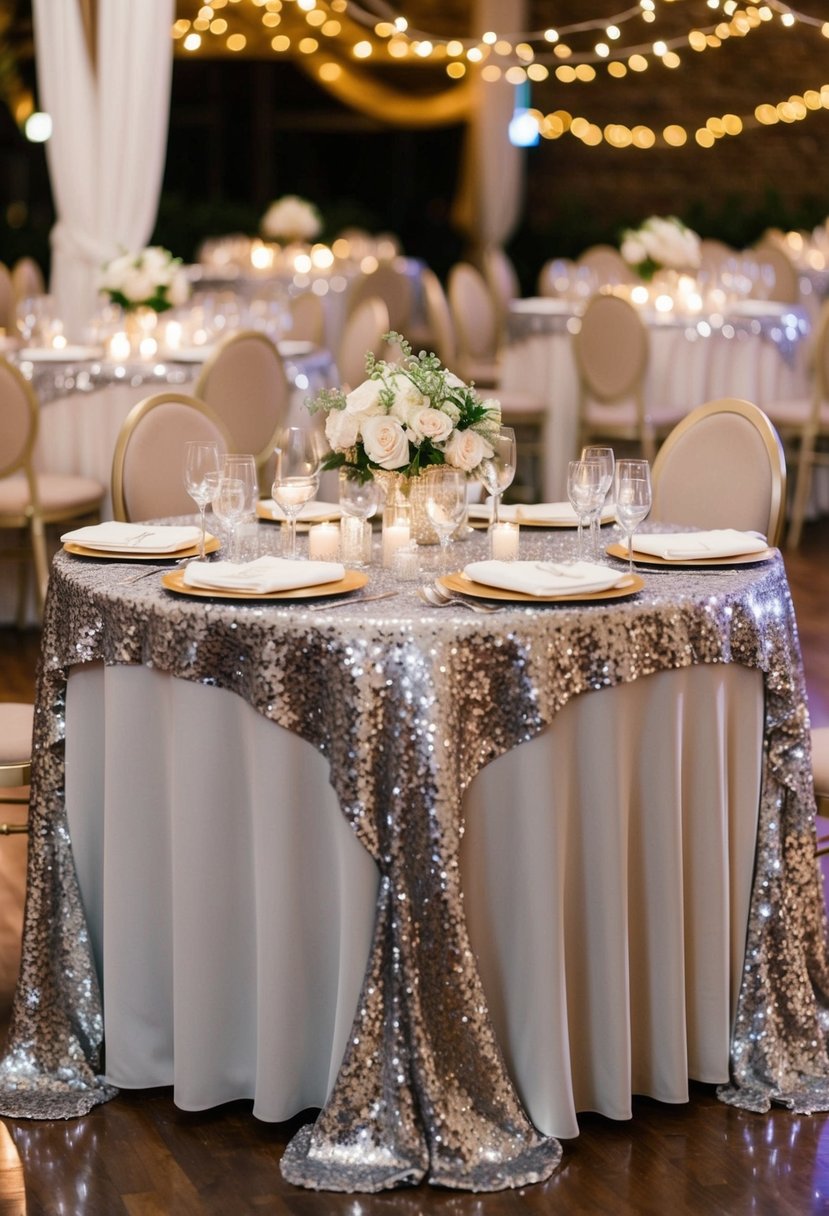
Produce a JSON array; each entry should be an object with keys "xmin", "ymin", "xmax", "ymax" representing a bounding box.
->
[
  {"xmin": 10, "ymin": 257, "xmax": 45, "ymax": 303},
  {"xmin": 419, "ymin": 266, "xmax": 457, "ymax": 367},
  {"xmin": 336, "ymin": 297, "xmax": 390, "ymax": 391},
  {"xmin": 195, "ymin": 329, "xmax": 291, "ymax": 494},
  {"xmin": 650, "ymin": 397, "xmax": 787, "ymax": 546},
  {"xmin": 288, "ymin": 292, "xmax": 326, "ymax": 347},
  {"xmin": 482, "ymin": 245, "xmax": 520, "ymax": 344},
  {"xmin": 573, "ymin": 292, "xmax": 680, "ymax": 462},
  {"xmin": 750, "ymin": 246, "xmax": 800, "ymax": 304},
  {"xmin": 0, "ymin": 702, "xmax": 33, "ymax": 832},
  {"xmin": 0, "ymin": 264, "xmax": 15, "ymax": 334},
  {"xmin": 346, "ymin": 263, "xmax": 414, "ymax": 337},
  {"xmin": 577, "ymin": 245, "xmax": 637, "ymax": 287},
  {"xmin": 765, "ymin": 298, "xmax": 829, "ymax": 547},
  {"xmin": 812, "ymin": 728, "xmax": 829, "ymax": 856},
  {"xmin": 447, "ymin": 261, "xmax": 502, "ymax": 386},
  {"xmin": 0, "ymin": 357, "xmax": 104, "ymax": 624},
  {"xmin": 111, "ymin": 392, "xmax": 231, "ymax": 523}
]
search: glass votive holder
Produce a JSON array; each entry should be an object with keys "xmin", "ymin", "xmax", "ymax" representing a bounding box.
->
[
  {"xmin": 489, "ymin": 521, "xmax": 520, "ymax": 560},
  {"xmin": 390, "ymin": 541, "xmax": 420, "ymax": 581},
  {"xmin": 340, "ymin": 515, "xmax": 372, "ymax": 567},
  {"xmin": 382, "ymin": 503, "xmax": 411, "ymax": 568},
  {"xmin": 308, "ymin": 522, "xmax": 340, "ymax": 561}
]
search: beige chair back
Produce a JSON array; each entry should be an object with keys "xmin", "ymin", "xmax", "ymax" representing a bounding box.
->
[
  {"xmin": 195, "ymin": 330, "xmax": 291, "ymax": 486},
  {"xmin": 447, "ymin": 262, "xmax": 499, "ymax": 365},
  {"xmin": 0, "ymin": 265, "xmax": 15, "ymax": 333},
  {"xmin": 574, "ymin": 293, "xmax": 649, "ymax": 403},
  {"xmin": 537, "ymin": 258, "xmax": 575, "ymax": 297},
  {"xmin": 750, "ymin": 246, "xmax": 800, "ymax": 304},
  {"xmin": 0, "ymin": 358, "xmax": 38, "ymax": 482},
  {"xmin": 577, "ymin": 245, "xmax": 636, "ymax": 286},
  {"xmin": 337, "ymin": 297, "xmax": 390, "ymax": 391},
  {"xmin": 650, "ymin": 397, "xmax": 787, "ymax": 546},
  {"xmin": 288, "ymin": 292, "xmax": 325, "ymax": 346},
  {"xmin": 482, "ymin": 245, "xmax": 519, "ymax": 339},
  {"xmin": 111, "ymin": 393, "xmax": 231, "ymax": 523},
  {"xmin": 420, "ymin": 267, "xmax": 457, "ymax": 366},
  {"xmin": 698, "ymin": 238, "xmax": 735, "ymax": 276},
  {"xmin": 346, "ymin": 264, "xmax": 413, "ymax": 335},
  {"xmin": 11, "ymin": 258, "xmax": 45, "ymax": 302}
]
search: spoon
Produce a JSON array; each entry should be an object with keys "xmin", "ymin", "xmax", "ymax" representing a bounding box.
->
[{"xmin": 417, "ymin": 584, "xmax": 501, "ymax": 614}]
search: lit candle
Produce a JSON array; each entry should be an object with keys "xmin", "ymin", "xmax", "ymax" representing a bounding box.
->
[
  {"xmin": 382, "ymin": 520, "xmax": 411, "ymax": 568},
  {"xmin": 490, "ymin": 522, "xmax": 520, "ymax": 561},
  {"xmin": 308, "ymin": 522, "xmax": 340, "ymax": 561},
  {"xmin": 109, "ymin": 331, "xmax": 130, "ymax": 361}
]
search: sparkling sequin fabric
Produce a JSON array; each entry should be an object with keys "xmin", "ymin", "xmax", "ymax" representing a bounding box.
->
[{"xmin": 0, "ymin": 528, "xmax": 827, "ymax": 1194}]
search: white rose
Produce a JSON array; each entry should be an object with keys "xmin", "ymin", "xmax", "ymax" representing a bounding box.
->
[
  {"xmin": 361, "ymin": 414, "xmax": 410, "ymax": 469},
  {"xmin": 100, "ymin": 252, "xmax": 134, "ymax": 291},
  {"xmin": 621, "ymin": 233, "xmax": 647, "ymax": 266},
  {"xmin": 387, "ymin": 372, "xmax": 429, "ymax": 424},
  {"xmin": 408, "ymin": 407, "xmax": 454, "ymax": 444},
  {"xmin": 443, "ymin": 427, "xmax": 494, "ymax": 473},
  {"xmin": 325, "ymin": 408, "xmax": 361, "ymax": 452},
  {"xmin": 444, "ymin": 371, "xmax": 467, "ymax": 389},
  {"xmin": 121, "ymin": 266, "xmax": 155, "ymax": 303},
  {"xmin": 345, "ymin": 378, "xmax": 384, "ymax": 416}
]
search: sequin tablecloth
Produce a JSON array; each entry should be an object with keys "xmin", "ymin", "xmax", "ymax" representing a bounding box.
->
[{"xmin": 0, "ymin": 529, "xmax": 827, "ymax": 1194}]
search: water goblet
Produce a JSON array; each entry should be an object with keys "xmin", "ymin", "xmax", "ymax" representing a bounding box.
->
[
  {"xmin": 478, "ymin": 426, "xmax": 516, "ymax": 528},
  {"xmin": 425, "ymin": 469, "xmax": 467, "ymax": 573},
  {"xmin": 184, "ymin": 441, "xmax": 221, "ymax": 559},
  {"xmin": 211, "ymin": 476, "xmax": 247, "ymax": 562},
  {"xmin": 581, "ymin": 445, "xmax": 615, "ymax": 559},
  {"xmin": 567, "ymin": 459, "xmax": 605, "ymax": 560},
  {"xmin": 272, "ymin": 427, "xmax": 321, "ymax": 558},
  {"xmin": 614, "ymin": 458, "xmax": 653, "ymax": 572}
]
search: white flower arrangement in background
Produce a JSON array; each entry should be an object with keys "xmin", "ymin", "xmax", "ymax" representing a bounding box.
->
[
  {"xmin": 260, "ymin": 194, "xmax": 322, "ymax": 243},
  {"xmin": 99, "ymin": 246, "xmax": 190, "ymax": 312},
  {"xmin": 620, "ymin": 215, "xmax": 701, "ymax": 281},
  {"xmin": 308, "ymin": 333, "xmax": 502, "ymax": 481}
]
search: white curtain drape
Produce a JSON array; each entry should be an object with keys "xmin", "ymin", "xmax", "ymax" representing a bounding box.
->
[
  {"xmin": 32, "ymin": 0, "xmax": 174, "ymax": 339},
  {"xmin": 453, "ymin": 0, "xmax": 526, "ymax": 252}
]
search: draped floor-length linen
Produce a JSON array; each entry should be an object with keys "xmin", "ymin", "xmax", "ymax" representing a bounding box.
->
[{"xmin": 32, "ymin": 0, "xmax": 174, "ymax": 338}]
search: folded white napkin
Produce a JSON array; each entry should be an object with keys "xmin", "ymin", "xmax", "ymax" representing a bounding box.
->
[
  {"xmin": 183, "ymin": 556, "xmax": 345, "ymax": 593},
  {"xmin": 62, "ymin": 521, "xmax": 201, "ymax": 552},
  {"xmin": 464, "ymin": 560, "xmax": 628, "ymax": 597},
  {"xmin": 261, "ymin": 499, "xmax": 342, "ymax": 522},
  {"xmin": 468, "ymin": 502, "xmax": 615, "ymax": 525},
  {"xmin": 631, "ymin": 530, "xmax": 768, "ymax": 560}
]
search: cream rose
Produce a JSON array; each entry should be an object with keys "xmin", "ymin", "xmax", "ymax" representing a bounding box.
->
[
  {"xmin": 407, "ymin": 407, "xmax": 454, "ymax": 444},
  {"xmin": 345, "ymin": 378, "xmax": 385, "ymax": 416},
  {"xmin": 387, "ymin": 372, "xmax": 429, "ymax": 424},
  {"xmin": 443, "ymin": 427, "xmax": 494, "ymax": 473},
  {"xmin": 361, "ymin": 414, "xmax": 410, "ymax": 469},
  {"xmin": 325, "ymin": 408, "xmax": 361, "ymax": 452}
]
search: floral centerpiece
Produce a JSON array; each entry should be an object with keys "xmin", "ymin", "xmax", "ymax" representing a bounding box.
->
[
  {"xmin": 308, "ymin": 332, "xmax": 502, "ymax": 483},
  {"xmin": 620, "ymin": 215, "xmax": 701, "ymax": 281},
  {"xmin": 261, "ymin": 194, "xmax": 322, "ymax": 244},
  {"xmin": 99, "ymin": 245, "xmax": 190, "ymax": 312}
]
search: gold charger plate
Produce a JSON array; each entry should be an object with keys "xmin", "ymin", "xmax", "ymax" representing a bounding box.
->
[
  {"xmin": 606, "ymin": 541, "xmax": 776, "ymax": 567},
  {"xmin": 64, "ymin": 534, "xmax": 220, "ymax": 561},
  {"xmin": 439, "ymin": 571, "xmax": 645, "ymax": 603},
  {"xmin": 256, "ymin": 501, "xmax": 342, "ymax": 528},
  {"xmin": 160, "ymin": 568, "xmax": 368, "ymax": 601},
  {"xmin": 467, "ymin": 509, "xmax": 616, "ymax": 530}
]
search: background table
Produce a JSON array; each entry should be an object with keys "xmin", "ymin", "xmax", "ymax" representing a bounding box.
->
[{"xmin": 1, "ymin": 526, "xmax": 826, "ymax": 1193}]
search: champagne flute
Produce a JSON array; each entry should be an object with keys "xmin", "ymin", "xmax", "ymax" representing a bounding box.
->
[
  {"xmin": 272, "ymin": 427, "xmax": 321, "ymax": 558},
  {"xmin": 614, "ymin": 458, "xmax": 653, "ymax": 572},
  {"xmin": 581, "ymin": 445, "xmax": 615, "ymax": 560},
  {"xmin": 567, "ymin": 459, "xmax": 605, "ymax": 561},
  {"xmin": 425, "ymin": 469, "xmax": 467, "ymax": 572},
  {"xmin": 184, "ymin": 441, "xmax": 221, "ymax": 559},
  {"xmin": 211, "ymin": 476, "xmax": 247, "ymax": 562},
  {"xmin": 478, "ymin": 426, "xmax": 516, "ymax": 528}
]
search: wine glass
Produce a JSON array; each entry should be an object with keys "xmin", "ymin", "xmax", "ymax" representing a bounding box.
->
[
  {"xmin": 478, "ymin": 426, "xmax": 516, "ymax": 528},
  {"xmin": 567, "ymin": 459, "xmax": 606, "ymax": 560},
  {"xmin": 338, "ymin": 470, "xmax": 381, "ymax": 567},
  {"xmin": 184, "ymin": 441, "xmax": 221, "ymax": 559},
  {"xmin": 581, "ymin": 445, "xmax": 615, "ymax": 559},
  {"xmin": 614, "ymin": 458, "xmax": 653, "ymax": 572},
  {"xmin": 272, "ymin": 427, "xmax": 321, "ymax": 558},
  {"xmin": 211, "ymin": 476, "xmax": 247, "ymax": 562},
  {"xmin": 425, "ymin": 469, "xmax": 467, "ymax": 572},
  {"xmin": 223, "ymin": 453, "xmax": 259, "ymax": 560}
]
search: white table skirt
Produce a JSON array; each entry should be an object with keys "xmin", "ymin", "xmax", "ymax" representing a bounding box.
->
[
  {"xmin": 500, "ymin": 319, "xmax": 808, "ymax": 500},
  {"xmin": 65, "ymin": 658, "xmax": 763, "ymax": 1140}
]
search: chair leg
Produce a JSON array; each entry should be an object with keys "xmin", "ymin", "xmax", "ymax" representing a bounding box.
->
[
  {"xmin": 786, "ymin": 437, "xmax": 814, "ymax": 549},
  {"xmin": 29, "ymin": 515, "xmax": 49, "ymax": 618}
]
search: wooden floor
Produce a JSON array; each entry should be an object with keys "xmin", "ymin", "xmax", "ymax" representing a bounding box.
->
[{"xmin": 0, "ymin": 518, "xmax": 826, "ymax": 1215}]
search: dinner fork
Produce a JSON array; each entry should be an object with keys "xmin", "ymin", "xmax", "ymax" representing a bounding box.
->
[{"xmin": 417, "ymin": 584, "xmax": 501, "ymax": 614}]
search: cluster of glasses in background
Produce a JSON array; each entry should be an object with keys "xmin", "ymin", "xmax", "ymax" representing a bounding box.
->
[{"xmin": 568, "ymin": 449, "xmax": 652, "ymax": 570}]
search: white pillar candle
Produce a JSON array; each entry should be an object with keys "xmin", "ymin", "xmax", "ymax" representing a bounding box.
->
[
  {"xmin": 308, "ymin": 522, "xmax": 340, "ymax": 561},
  {"xmin": 490, "ymin": 522, "xmax": 520, "ymax": 560},
  {"xmin": 340, "ymin": 516, "xmax": 372, "ymax": 566},
  {"xmin": 382, "ymin": 521, "xmax": 411, "ymax": 568}
]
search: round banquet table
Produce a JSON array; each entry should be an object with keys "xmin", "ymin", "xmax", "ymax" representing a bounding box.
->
[
  {"xmin": 501, "ymin": 297, "xmax": 811, "ymax": 501},
  {"xmin": 0, "ymin": 524, "xmax": 827, "ymax": 1194}
]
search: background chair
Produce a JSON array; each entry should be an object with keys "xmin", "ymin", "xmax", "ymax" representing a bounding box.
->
[
  {"xmin": 111, "ymin": 392, "xmax": 231, "ymax": 523},
  {"xmin": 0, "ymin": 702, "xmax": 31, "ymax": 1020},
  {"xmin": 447, "ymin": 261, "xmax": 502, "ymax": 386},
  {"xmin": 11, "ymin": 257, "xmax": 45, "ymax": 303},
  {"xmin": 0, "ymin": 265, "xmax": 15, "ymax": 334},
  {"xmin": 650, "ymin": 397, "xmax": 787, "ymax": 545},
  {"xmin": 419, "ymin": 266, "xmax": 457, "ymax": 366},
  {"xmin": 0, "ymin": 701, "xmax": 32, "ymax": 831},
  {"xmin": 812, "ymin": 727, "xmax": 829, "ymax": 855},
  {"xmin": 765, "ymin": 298, "xmax": 829, "ymax": 547},
  {"xmin": 195, "ymin": 329, "xmax": 292, "ymax": 494},
  {"xmin": 750, "ymin": 245, "xmax": 800, "ymax": 304},
  {"xmin": 573, "ymin": 292, "xmax": 680, "ymax": 463},
  {"xmin": 336, "ymin": 297, "xmax": 390, "ymax": 391},
  {"xmin": 288, "ymin": 292, "xmax": 326, "ymax": 347},
  {"xmin": 577, "ymin": 244, "xmax": 637, "ymax": 287},
  {"xmin": 482, "ymin": 245, "xmax": 520, "ymax": 345},
  {"xmin": 0, "ymin": 358, "xmax": 104, "ymax": 624},
  {"xmin": 346, "ymin": 263, "xmax": 414, "ymax": 337}
]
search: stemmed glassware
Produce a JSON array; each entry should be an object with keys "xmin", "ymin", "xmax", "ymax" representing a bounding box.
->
[
  {"xmin": 223, "ymin": 453, "xmax": 259, "ymax": 561},
  {"xmin": 581, "ymin": 445, "xmax": 615, "ymax": 560},
  {"xmin": 425, "ymin": 469, "xmax": 467, "ymax": 572},
  {"xmin": 567, "ymin": 459, "xmax": 606, "ymax": 560},
  {"xmin": 614, "ymin": 458, "xmax": 653, "ymax": 572},
  {"xmin": 272, "ymin": 426, "xmax": 321, "ymax": 558},
  {"xmin": 478, "ymin": 426, "xmax": 516, "ymax": 528},
  {"xmin": 211, "ymin": 476, "xmax": 247, "ymax": 561},
  {"xmin": 184, "ymin": 441, "xmax": 222, "ymax": 559}
]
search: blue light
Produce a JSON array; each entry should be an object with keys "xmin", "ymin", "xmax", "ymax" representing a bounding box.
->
[{"xmin": 509, "ymin": 108, "xmax": 539, "ymax": 147}]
